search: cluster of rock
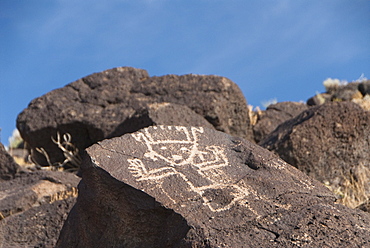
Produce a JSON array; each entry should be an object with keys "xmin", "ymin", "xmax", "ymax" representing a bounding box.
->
[
  {"xmin": 1, "ymin": 67, "xmax": 370, "ymax": 247},
  {"xmin": 56, "ymin": 126, "xmax": 370, "ymax": 247},
  {"xmin": 260, "ymin": 101, "xmax": 370, "ymax": 208},
  {"xmin": 256, "ymin": 79, "xmax": 370, "ymax": 209},
  {"xmin": 0, "ymin": 144, "xmax": 79, "ymax": 247},
  {"xmin": 16, "ymin": 67, "xmax": 252, "ymax": 167},
  {"xmin": 307, "ymin": 79, "xmax": 370, "ymax": 109}
]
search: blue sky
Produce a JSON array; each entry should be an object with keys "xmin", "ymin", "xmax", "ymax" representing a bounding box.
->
[{"xmin": 1, "ymin": 0, "xmax": 369, "ymax": 146}]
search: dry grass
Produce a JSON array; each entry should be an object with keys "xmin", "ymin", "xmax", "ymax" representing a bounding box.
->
[
  {"xmin": 352, "ymin": 95, "xmax": 370, "ymax": 111},
  {"xmin": 325, "ymin": 164, "xmax": 370, "ymax": 208},
  {"xmin": 30, "ymin": 132, "xmax": 81, "ymax": 171},
  {"xmin": 248, "ymin": 105, "xmax": 262, "ymax": 126}
]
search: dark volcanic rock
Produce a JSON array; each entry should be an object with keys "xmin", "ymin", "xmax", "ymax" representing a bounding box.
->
[
  {"xmin": 0, "ymin": 170, "xmax": 79, "ymax": 248},
  {"xmin": 358, "ymin": 80, "xmax": 370, "ymax": 96},
  {"xmin": 108, "ymin": 102, "xmax": 215, "ymax": 137},
  {"xmin": 253, "ymin": 102, "xmax": 308, "ymax": 143},
  {"xmin": 0, "ymin": 197, "xmax": 76, "ymax": 248},
  {"xmin": 56, "ymin": 126, "xmax": 370, "ymax": 247},
  {"xmin": 0, "ymin": 143, "xmax": 22, "ymax": 180},
  {"xmin": 260, "ymin": 101, "xmax": 370, "ymax": 208},
  {"xmin": 130, "ymin": 74, "xmax": 251, "ymax": 138},
  {"xmin": 17, "ymin": 67, "xmax": 251, "ymax": 166}
]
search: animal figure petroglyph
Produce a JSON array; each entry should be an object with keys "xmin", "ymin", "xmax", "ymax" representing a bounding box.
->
[{"xmin": 127, "ymin": 126, "xmax": 260, "ymax": 213}]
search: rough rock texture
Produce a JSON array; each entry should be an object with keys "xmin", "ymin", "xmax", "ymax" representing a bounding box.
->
[
  {"xmin": 0, "ymin": 197, "xmax": 76, "ymax": 248},
  {"xmin": 0, "ymin": 170, "xmax": 79, "ymax": 248},
  {"xmin": 108, "ymin": 102, "xmax": 215, "ymax": 137},
  {"xmin": 57, "ymin": 126, "xmax": 370, "ymax": 247},
  {"xmin": 17, "ymin": 67, "xmax": 251, "ymax": 166},
  {"xmin": 253, "ymin": 102, "xmax": 308, "ymax": 143},
  {"xmin": 0, "ymin": 143, "xmax": 22, "ymax": 180},
  {"xmin": 260, "ymin": 101, "xmax": 370, "ymax": 208}
]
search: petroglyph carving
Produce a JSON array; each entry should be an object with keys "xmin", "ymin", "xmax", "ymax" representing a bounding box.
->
[
  {"xmin": 130, "ymin": 126, "xmax": 226, "ymax": 169},
  {"xmin": 127, "ymin": 126, "xmax": 258, "ymax": 212}
]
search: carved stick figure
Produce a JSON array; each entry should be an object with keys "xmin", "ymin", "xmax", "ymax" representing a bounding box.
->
[{"xmin": 128, "ymin": 126, "xmax": 259, "ymax": 213}]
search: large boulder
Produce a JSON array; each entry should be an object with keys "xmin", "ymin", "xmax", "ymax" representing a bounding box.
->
[
  {"xmin": 260, "ymin": 101, "xmax": 370, "ymax": 208},
  {"xmin": 17, "ymin": 67, "xmax": 251, "ymax": 166},
  {"xmin": 0, "ymin": 170, "xmax": 79, "ymax": 247},
  {"xmin": 252, "ymin": 102, "xmax": 308, "ymax": 143},
  {"xmin": 56, "ymin": 126, "xmax": 370, "ymax": 247}
]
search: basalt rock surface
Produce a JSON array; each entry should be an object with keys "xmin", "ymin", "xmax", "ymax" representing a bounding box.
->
[
  {"xmin": 260, "ymin": 101, "xmax": 370, "ymax": 208},
  {"xmin": 108, "ymin": 102, "xmax": 215, "ymax": 137},
  {"xmin": 0, "ymin": 197, "xmax": 77, "ymax": 248},
  {"xmin": 253, "ymin": 102, "xmax": 308, "ymax": 143},
  {"xmin": 56, "ymin": 126, "xmax": 370, "ymax": 247},
  {"xmin": 0, "ymin": 143, "xmax": 22, "ymax": 180},
  {"xmin": 16, "ymin": 67, "xmax": 251, "ymax": 166},
  {"xmin": 0, "ymin": 170, "xmax": 79, "ymax": 248}
]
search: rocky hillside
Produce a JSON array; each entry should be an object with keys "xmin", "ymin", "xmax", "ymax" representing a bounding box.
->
[{"xmin": 1, "ymin": 67, "xmax": 370, "ymax": 247}]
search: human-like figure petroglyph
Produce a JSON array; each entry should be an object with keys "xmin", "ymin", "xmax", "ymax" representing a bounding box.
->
[{"xmin": 127, "ymin": 126, "xmax": 260, "ymax": 213}]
